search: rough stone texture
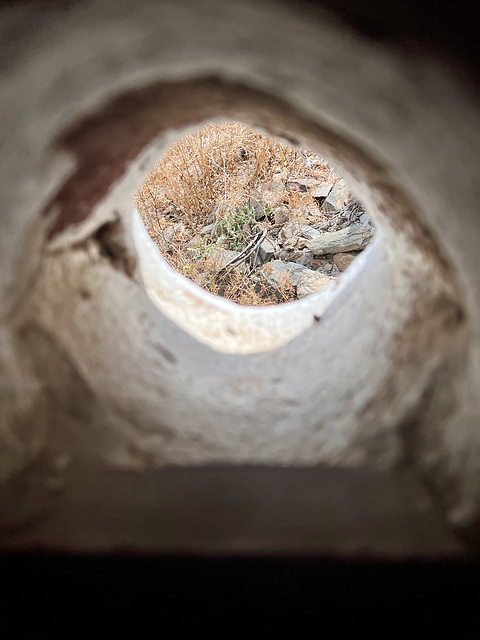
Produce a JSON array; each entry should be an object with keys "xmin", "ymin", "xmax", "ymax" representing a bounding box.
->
[
  {"xmin": 307, "ymin": 224, "xmax": 374, "ymax": 255},
  {"xmin": 334, "ymin": 252, "xmax": 357, "ymax": 271},
  {"xmin": 260, "ymin": 260, "xmax": 307, "ymax": 288},
  {"xmin": 258, "ymin": 237, "xmax": 276, "ymax": 262},
  {"xmin": 297, "ymin": 270, "xmax": 336, "ymax": 298},
  {"xmin": 300, "ymin": 225, "xmax": 322, "ymax": 240},
  {"xmin": 0, "ymin": 0, "xmax": 480, "ymax": 549},
  {"xmin": 249, "ymin": 174, "xmax": 285, "ymax": 218},
  {"xmin": 206, "ymin": 249, "xmax": 246, "ymax": 274},
  {"xmin": 280, "ymin": 221, "xmax": 303, "ymax": 248},
  {"xmin": 274, "ymin": 205, "xmax": 289, "ymax": 225},
  {"xmin": 248, "ymin": 190, "xmax": 265, "ymax": 218},
  {"xmin": 200, "ymin": 222, "xmax": 218, "ymax": 237},
  {"xmin": 287, "ymin": 178, "xmax": 320, "ymax": 192},
  {"xmin": 314, "ymin": 183, "xmax": 333, "ymax": 199},
  {"xmin": 325, "ymin": 179, "xmax": 351, "ymax": 212},
  {"xmin": 296, "ymin": 250, "xmax": 314, "ymax": 268}
]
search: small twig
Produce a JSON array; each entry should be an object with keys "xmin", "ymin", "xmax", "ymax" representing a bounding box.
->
[{"xmin": 218, "ymin": 228, "xmax": 268, "ymax": 276}]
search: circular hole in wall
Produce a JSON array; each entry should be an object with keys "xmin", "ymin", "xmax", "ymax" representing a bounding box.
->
[
  {"xmin": 132, "ymin": 121, "xmax": 376, "ymax": 353},
  {"xmin": 136, "ymin": 122, "xmax": 374, "ymax": 305}
]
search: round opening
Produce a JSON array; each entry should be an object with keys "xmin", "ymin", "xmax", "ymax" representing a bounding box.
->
[{"xmin": 132, "ymin": 121, "xmax": 375, "ymax": 353}]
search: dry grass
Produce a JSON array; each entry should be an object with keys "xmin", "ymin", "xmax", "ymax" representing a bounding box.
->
[{"xmin": 135, "ymin": 122, "xmax": 333, "ymax": 305}]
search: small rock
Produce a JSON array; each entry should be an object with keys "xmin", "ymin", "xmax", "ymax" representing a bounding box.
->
[
  {"xmin": 306, "ymin": 224, "xmax": 374, "ymax": 255},
  {"xmin": 359, "ymin": 213, "xmax": 371, "ymax": 226},
  {"xmin": 275, "ymin": 248, "xmax": 292, "ymax": 261},
  {"xmin": 334, "ymin": 252, "xmax": 357, "ymax": 271},
  {"xmin": 258, "ymin": 237, "xmax": 276, "ymax": 263},
  {"xmin": 280, "ymin": 221, "xmax": 302, "ymax": 246},
  {"xmin": 289, "ymin": 249, "xmax": 305, "ymax": 262},
  {"xmin": 206, "ymin": 249, "xmax": 246, "ymax": 274},
  {"xmin": 249, "ymin": 190, "xmax": 265, "ymax": 218},
  {"xmin": 300, "ymin": 225, "xmax": 321, "ymax": 240},
  {"xmin": 296, "ymin": 250, "xmax": 314, "ymax": 268},
  {"xmin": 274, "ymin": 205, "xmax": 289, "ymax": 225},
  {"xmin": 287, "ymin": 178, "xmax": 320, "ymax": 192},
  {"xmin": 260, "ymin": 260, "xmax": 308, "ymax": 288},
  {"xmin": 324, "ymin": 179, "xmax": 351, "ymax": 212},
  {"xmin": 314, "ymin": 182, "xmax": 334, "ymax": 200},
  {"xmin": 200, "ymin": 222, "xmax": 218, "ymax": 237},
  {"xmin": 324, "ymin": 263, "xmax": 333, "ymax": 273},
  {"xmin": 297, "ymin": 270, "xmax": 336, "ymax": 298}
]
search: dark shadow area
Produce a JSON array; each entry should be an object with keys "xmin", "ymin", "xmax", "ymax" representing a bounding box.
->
[{"xmin": 1, "ymin": 554, "xmax": 479, "ymax": 632}]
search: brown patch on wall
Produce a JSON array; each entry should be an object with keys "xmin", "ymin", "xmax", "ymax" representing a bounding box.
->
[{"xmin": 93, "ymin": 217, "xmax": 137, "ymax": 278}]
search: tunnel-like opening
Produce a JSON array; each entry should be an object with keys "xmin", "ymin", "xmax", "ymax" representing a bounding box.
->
[
  {"xmin": 2, "ymin": 0, "xmax": 480, "ymax": 553},
  {"xmin": 132, "ymin": 121, "xmax": 375, "ymax": 352}
]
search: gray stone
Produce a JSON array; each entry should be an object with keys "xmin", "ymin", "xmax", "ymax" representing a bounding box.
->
[
  {"xmin": 306, "ymin": 224, "xmax": 374, "ymax": 255},
  {"xmin": 274, "ymin": 205, "xmax": 289, "ymax": 225},
  {"xmin": 251, "ymin": 174, "xmax": 286, "ymax": 217},
  {"xmin": 248, "ymin": 190, "xmax": 265, "ymax": 219},
  {"xmin": 314, "ymin": 182, "xmax": 333, "ymax": 199},
  {"xmin": 280, "ymin": 221, "xmax": 302, "ymax": 248},
  {"xmin": 275, "ymin": 248, "xmax": 292, "ymax": 261},
  {"xmin": 287, "ymin": 178, "xmax": 320, "ymax": 192},
  {"xmin": 260, "ymin": 260, "xmax": 308, "ymax": 288},
  {"xmin": 296, "ymin": 250, "xmax": 314, "ymax": 268},
  {"xmin": 200, "ymin": 222, "xmax": 218, "ymax": 236},
  {"xmin": 316, "ymin": 221, "xmax": 331, "ymax": 231},
  {"xmin": 206, "ymin": 249, "xmax": 246, "ymax": 274},
  {"xmin": 289, "ymin": 249, "xmax": 305, "ymax": 262},
  {"xmin": 324, "ymin": 179, "xmax": 351, "ymax": 212},
  {"xmin": 359, "ymin": 213, "xmax": 371, "ymax": 226},
  {"xmin": 258, "ymin": 237, "xmax": 276, "ymax": 263},
  {"xmin": 300, "ymin": 225, "xmax": 321, "ymax": 240},
  {"xmin": 297, "ymin": 270, "xmax": 336, "ymax": 298},
  {"xmin": 334, "ymin": 252, "xmax": 357, "ymax": 271}
]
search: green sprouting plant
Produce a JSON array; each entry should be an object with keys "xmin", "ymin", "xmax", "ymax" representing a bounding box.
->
[
  {"xmin": 188, "ymin": 235, "xmax": 216, "ymax": 260},
  {"xmin": 215, "ymin": 205, "xmax": 262, "ymax": 251}
]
